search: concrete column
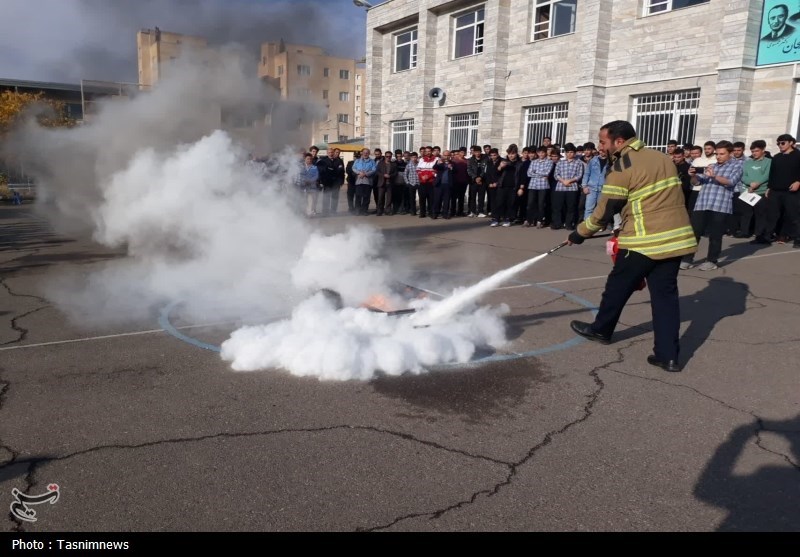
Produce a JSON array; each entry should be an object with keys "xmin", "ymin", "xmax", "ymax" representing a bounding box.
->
[
  {"xmin": 710, "ymin": 1, "xmax": 762, "ymax": 139},
  {"xmin": 478, "ymin": 0, "xmax": 511, "ymax": 146},
  {"xmin": 418, "ymin": 3, "xmax": 439, "ymax": 147},
  {"xmin": 573, "ymin": 0, "xmax": 611, "ymax": 142},
  {"xmin": 365, "ymin": 26, "xmax": 383, "ymax": 148}
]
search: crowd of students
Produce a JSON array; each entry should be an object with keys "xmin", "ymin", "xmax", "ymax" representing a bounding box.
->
[{"xmin": 285, "ymin": 133, "xmax": 800, "ymax": 270}]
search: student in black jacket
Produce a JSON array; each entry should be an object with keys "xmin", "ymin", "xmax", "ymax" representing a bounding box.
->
[
  {"xmin": 491, "ymin": 147, "xmax": 521, "ymax": 227},
  {"xmin": 317, "ymin": 148, "xmax": 345, "ymax": 216},
  {"xmin": 345, "ymin": 158, "xmax": 357, "ymax": 214}
]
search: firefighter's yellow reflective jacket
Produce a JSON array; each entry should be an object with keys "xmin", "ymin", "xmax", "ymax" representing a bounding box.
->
[{"xmin": 577, "ymin": 137, "xmax": 698, "ymax": 260}]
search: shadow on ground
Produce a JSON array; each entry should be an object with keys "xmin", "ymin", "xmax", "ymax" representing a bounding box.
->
[
  {"xmin": 694, "ymin": 414, "xmax": 800, "ymax": 531},
  {"xmin": 613, "ymin": 276, "xmax": 748, "ymax": 365}
]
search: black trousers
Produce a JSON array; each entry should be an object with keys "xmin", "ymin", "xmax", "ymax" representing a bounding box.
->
[
  {"xmin": 526, "ymin": 189, "xmax": 548, "ymax": 224},
  {"xmin": 321, "ymin": 185, "xmax": 341, "ymax": 215},
  {"xmin": 346, "ymin": 183, "xmax": 356, "ymax": 212},
  {"xmin": 687, "ymin": 190, "xmax": 700, "ymax": 213},
  {"xmin": 591, "ymin": 250, "xmax": 682, "ymax": 362},
  {"xmin": 487, "ymin": 187, "xmax": 497, "ymax": 216},
  {"xmin": 377, "ymin": 185, "xmax": 391, "ymax": 215},
  {"xmin": 493, "ymin": 187, "xmax": 515, "ymax": 221},
  {"xmin": 687, "ymin": 210, "xmax": 727, "ymax": 263},
  {"xmin": 418, "ymin": 184, "xmax": 433, "ymax": 217},
  {"xmin": 432, "ymin": 183, "xmax": 452, "ymax": 217},
  {"xmin": 767, "ymin": 190, "xmax": 800, "ymax": 240},
  {"xmin": 468, "ymin": 181, "xmax": 487, "ymax": 214},
  {"xmin": 513, "ymin": 188, "xmax": 527, "ymax": 222},
  {"xmin": 450, "ymin": 181, "xmax": 468, "ymax": 216},
  {"xmin": 727, "ymin": 192, "xmax": 741, "ymax": 233},
  {"xmin": 682, "ymin": 187, "xmax": 692, "ymax": 212},
  {"xmin": 354, "ymin": 184, "xmax": 372, "ymax": 215},
  {"xmin": 552, "ymin": 190, "xmax": 578, "ymax": 229},
  {"xmin": 391, "ymin": 182, "xmax": 405, "ymax": 213},
  {"xmin": 736, "ymin": 196, "xmax": 768, "ymax": 238},
  {"xmin": 404, "ymin": 184, "xmax": 417, "ymax": 214}
]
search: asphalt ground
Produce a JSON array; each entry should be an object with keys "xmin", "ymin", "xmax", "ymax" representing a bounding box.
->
[{"xmin": 1, "ymin": 203, "xmax": 799, "ymax": 532}]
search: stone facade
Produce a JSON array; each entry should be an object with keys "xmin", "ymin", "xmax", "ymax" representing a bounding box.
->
[{"xmin": 366, "ymin": 0, "xmax": 800, "ymax": 153}]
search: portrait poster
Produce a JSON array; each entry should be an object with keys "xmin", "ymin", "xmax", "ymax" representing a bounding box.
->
[{"xmin": 757, "ymin": 0, "xmax": 800, "ymax": 65}]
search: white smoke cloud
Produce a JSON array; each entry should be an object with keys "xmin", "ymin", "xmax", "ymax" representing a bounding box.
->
[
  {"xmin": 6, "ymin": 50, "xmax": 517, "ymax": 381},
  {"xmin": 221, "ymin": 293, "xmax": 509, "ymax": 381}
]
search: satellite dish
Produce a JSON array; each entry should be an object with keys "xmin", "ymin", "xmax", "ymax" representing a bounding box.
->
[{"xmin": 427, "ymin": 87, "xmax": 446, "ymax": 105}]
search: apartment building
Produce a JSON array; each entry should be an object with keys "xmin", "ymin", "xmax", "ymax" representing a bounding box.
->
[
  {"xmin": 137, "ymin": 28, "xmax": 209, "ymax": 88},
  {"xmin": 259, "ymin": 42, "xmax": 362, "ymax": 146},
  {"xmin": 365, "ymin": 0, "xmax": 800, "ymax": 153}
]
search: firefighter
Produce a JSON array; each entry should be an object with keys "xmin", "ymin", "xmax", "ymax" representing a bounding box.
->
[{"xmin": 566, "ymin": 120, "xmax": 698, "ymax": 372}]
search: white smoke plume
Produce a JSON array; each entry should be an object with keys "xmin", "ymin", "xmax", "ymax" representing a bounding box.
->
[
  {"xmin": 6, "ymin": 51, "xmax": 515, "ymax": 381},
  {"xmin": 220, "ymin": 294, "xmax": 509, "ymax": 381}
]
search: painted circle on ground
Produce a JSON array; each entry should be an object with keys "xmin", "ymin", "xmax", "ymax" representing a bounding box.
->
[{"xmin": 158, "ymin": 269, "xmax": 600, "ymax": 366}]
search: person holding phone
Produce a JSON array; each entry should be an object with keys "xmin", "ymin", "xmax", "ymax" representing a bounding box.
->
[{"xmin": 681, "ymin": 141, "xmax": 743, "ymax": 271}]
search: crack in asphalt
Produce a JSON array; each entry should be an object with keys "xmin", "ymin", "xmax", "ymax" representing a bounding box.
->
[
  {"xmin": 0, "ymin": 370, "xmax": 25, "ymax": 532},
  {"xmin": 0, "ymin": 278, "xmax": 52, "ymax": 346},
  {"xmin": 0, "ymin": 423, "xmax": 512, "ymax": 529},
  {"xmin": 13, "ymin": 365, "xmax": 168, "ymax": 385},
  {"xmin": 604, "ymin": 366, "xmax": 800, "ymax": 472},
  {"xmin": 360, "ymin": 339, "xmax": 649, "ymax": 531}
]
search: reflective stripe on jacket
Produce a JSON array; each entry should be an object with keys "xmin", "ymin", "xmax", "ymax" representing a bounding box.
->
[{"xmin": 577, "ymin": 137, "xmax": 698, "ymax": 260}]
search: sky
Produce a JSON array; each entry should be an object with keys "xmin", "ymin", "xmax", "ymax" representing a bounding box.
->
[{"xmin": 0, "ymin": 0, "xmax": 368, "ymax": 84}]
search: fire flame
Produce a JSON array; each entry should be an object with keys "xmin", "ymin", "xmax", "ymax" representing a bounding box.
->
[{"xmin": 361, "ymin": 294, "xmax": 396, "ymax": 312}]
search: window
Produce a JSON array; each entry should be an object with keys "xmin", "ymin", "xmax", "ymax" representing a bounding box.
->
[
  {"xmin": 533, "ymin": 0, "xmax": 577, "ymax": 41},
  {"xmin": 340, "ymin": 69, "xmax": 350, "ymax": 79},
  {"xmin": 356, "ymin": 84, "xmax": 361, "ymax": 91},
  {"xmin": 297, "ymin": 65, "xmax": 311, "ymax": 76},
  {"xmin": 340, "ymin": 135, "xmax": 349, "ymax": 142},
  {"xmin": 391, "ymin": 119, "xmax": 415, "ymax": 152},
  {"xmin": 338, "ymin": 114, "xmax": 349, "ymax": 124},
  {"xmin": 447, "ymin": 113, "xmax": 479, "ymax": 150},
  {"xmin": 524, "ymin": 103, "xmax": 568, "ymax": 147},
  {"xmin": 324, "ymin": 67, "xmax": 330, "ymax": 77},
  {"xmin": 394, "ymin": 28, "xmax": 418, "ymax": 72},
  {"xmin": 453, "ymin": 7, "xmax": 485, "ymax": 59},
  {"xmin": 277, "ymin": 65, "xmax": 283, "ymax": 76},
  {"xmin": 323, "ymin": 134, "xmax": 329, "ymax": 143},
  {"xmin": 792, "ymin": 82, "xmax": 800, "ymax": 139},
  {"xmin": 65, "ymin": 103, "xmax": 83, "ymax": 121},
  {"xmin": 631, "ymin": 90, "xmax": 699, "ymax": 152},
  {"xmin": 322, "ymin": 90, "xmax": 329, "ymax": 100},
  {"xmin": 643, "ymin": 0, "xmax": 708, "ymax": 16},
  {"xmin": 339, "ymin": 92, "xmax": 350, "ymax": 102},
  {"xmin": 261, "ymin": 56, "xmax": 266, "ymax": 65},
  {"xmin": 356, "ymin": 95, "xmax": 361, "ymax": 101},
  {"xmin": 297, "ymin": 88, "xmax": 311, "ymax": 98}
]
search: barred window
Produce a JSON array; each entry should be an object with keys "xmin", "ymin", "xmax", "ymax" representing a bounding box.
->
[
  {"xmin": 448, "ymin": 112, "xmax": 479, "ymax": 151},
  {"xmin": 524, "ymin": 103, "xmax": 568, "ymax": 147},
  {"xmin": 643, "ymin": 0, "xmax": 709, "ymax": 16},
  {"xmin": 632, "ymin": 90, "xmax": 699, "ymax": 152},
  {"xmin": 391, "ymin": 120, "xmax": 415, "ymax": 153},
  {"xmin": 453, "ymin": 7, "xmax": 485, "ymax": 59},
  {"xmin": 532, "ymin": 0, "xmax": 577, "ymax": 42}
]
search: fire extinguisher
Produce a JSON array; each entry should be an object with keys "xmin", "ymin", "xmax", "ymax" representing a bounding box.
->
[{"xmin": 607, "ymin": 235, "xmax": 647, "ymax": 291}]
